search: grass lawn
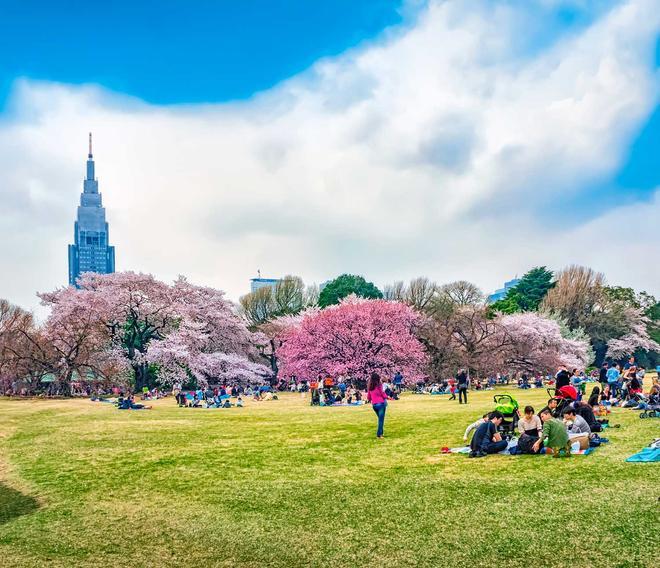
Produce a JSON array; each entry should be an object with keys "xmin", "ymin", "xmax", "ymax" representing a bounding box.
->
[{"xmin": 0, "ymin": 388, "xmax": 658, "ymax": 567}]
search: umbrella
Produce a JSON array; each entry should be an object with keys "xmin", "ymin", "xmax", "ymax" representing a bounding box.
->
[{"xmin": 40, "ymin": 374, "xmax": 57, "ymax": 383}]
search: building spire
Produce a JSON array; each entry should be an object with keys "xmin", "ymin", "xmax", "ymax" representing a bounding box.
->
[{"xmin": 85, "ymin": 133, "xmax": 96, "ymax": 182}]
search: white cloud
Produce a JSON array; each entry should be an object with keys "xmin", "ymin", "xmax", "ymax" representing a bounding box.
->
[{"xmin": 0, "ymin": 0, "xmax": 659, "ymax": 316}]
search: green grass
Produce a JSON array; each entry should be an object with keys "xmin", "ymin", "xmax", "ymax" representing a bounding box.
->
[{"xmin": 0, "ymin": 389, "xmax": 658, "ymax": 567}]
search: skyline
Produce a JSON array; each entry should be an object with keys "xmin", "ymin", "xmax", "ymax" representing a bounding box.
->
[{"xmin": 0, "ymin": 0, "xmax": 659, "ymax": 315}]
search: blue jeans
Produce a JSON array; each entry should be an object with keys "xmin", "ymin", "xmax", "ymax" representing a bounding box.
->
[
  {"xmin": 484, "ymin": 440, "xmax": 508, "ymax": 454},
  {"xmin": 372, "ymin": 402, "xmax": 387, "ymax": 437}
]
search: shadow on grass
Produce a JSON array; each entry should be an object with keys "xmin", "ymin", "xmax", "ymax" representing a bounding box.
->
[{"xmin": 0, "ymin": 482, "xmax": 39, "ymax": 525}]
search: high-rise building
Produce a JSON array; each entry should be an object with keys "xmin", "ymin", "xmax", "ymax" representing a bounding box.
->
[
  {"xmin": 487, "ymin": 278, "xmax": 520, "ymax": 303},
  {"xmin": 250, "ymin": 277, "xmax": 280, "ymax": 293},
  {"xmin": 68, "ymin": 133, "xmax": 116, "ymax": 286}
]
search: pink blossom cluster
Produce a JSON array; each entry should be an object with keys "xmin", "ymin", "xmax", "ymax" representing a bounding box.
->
[
  {"xmin": 40, "ymin": 272, "xmax": 269, "ymax": 387},
  {"xmin": 277, "ymin": 296, "xmax": 428, "ymax": 382}
]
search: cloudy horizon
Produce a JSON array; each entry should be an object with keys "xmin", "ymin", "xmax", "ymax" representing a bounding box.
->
[{"xmin": 1, "ymin": 0, "xmax": 659, "ymax": 315}]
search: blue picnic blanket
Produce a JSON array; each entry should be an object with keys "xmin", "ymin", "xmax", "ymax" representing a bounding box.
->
[{"xmin": 626, "ymin": 447, "xmax": 660, "ymax": 462}]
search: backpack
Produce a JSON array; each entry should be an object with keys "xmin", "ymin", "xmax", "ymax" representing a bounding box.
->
[{"xmin": 517, "ymin": 434, "xmax": 540, "ymax": 454}]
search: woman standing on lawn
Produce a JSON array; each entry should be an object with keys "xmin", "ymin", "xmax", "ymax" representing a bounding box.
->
[{"xmin": 367, "ymin": 372, "xmax": 388, "ymax": 438}]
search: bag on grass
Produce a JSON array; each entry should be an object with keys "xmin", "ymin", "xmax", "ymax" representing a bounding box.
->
[{"xmin": 517, "ymin": 434, "xmax": 539, "ymax": 454}]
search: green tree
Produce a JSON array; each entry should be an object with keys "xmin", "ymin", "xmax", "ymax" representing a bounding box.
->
[
  {"xmin": 318, "ymin": 274, "xmax": 383, "ymax": 308},
  {"xmin": 603, "ymin": 286, "xmax": 656, "ymax": 311},
  {"xmin": 490, "ymin": 266, "xmax": 554, "ymax": 314}
]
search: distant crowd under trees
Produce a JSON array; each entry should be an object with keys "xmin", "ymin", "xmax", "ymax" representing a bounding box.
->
[{"xmin": 1, "ymin": 265, "xmax": 658, "ymax": 395}]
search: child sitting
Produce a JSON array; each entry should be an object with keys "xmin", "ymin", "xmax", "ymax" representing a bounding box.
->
[
  {"xmin": 463, "ymin": 414, "xmax": 488, "ymax": 442},
  {"xmin": 236, "ymin": 396, "xmax": 244, "ymax": 407},
  {"xmin": 534, "ymin": 409, "xmax": 571, "ymax": 457}
]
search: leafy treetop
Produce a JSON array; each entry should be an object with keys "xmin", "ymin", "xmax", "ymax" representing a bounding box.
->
[
  {"xmin": 318, "ymin": 274, "xmax": 383, "ymax": 308},
  {"xmin": 490, "ymin": 266, "xmax": 554, "ymax": 314}
]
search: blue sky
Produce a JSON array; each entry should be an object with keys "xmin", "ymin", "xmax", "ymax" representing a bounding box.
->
[
  {"xmin": 1, "ymin": 0, "xmax": 656, "ymax": 197},
  {"xmin": 0, "ymin": 0, "xmax": 659, "ymax": 311},
  {"xmin": 0, "ymin": 0, "xmax": 403, "ymax": 107}
]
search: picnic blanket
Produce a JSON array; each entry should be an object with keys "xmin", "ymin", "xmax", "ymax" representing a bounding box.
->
[
  {"xmin": 320, "ymin": 401, "xmax": 365, "ymax": 407},
  {"xmin": 626, "ymin": 440, "xmax": 660, "ymax": 462},
  {"xmin": 440, "ymin": 438, "xmax": 607, "ymax": 456}
]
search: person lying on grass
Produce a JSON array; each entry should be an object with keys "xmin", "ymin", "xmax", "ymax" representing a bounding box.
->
[
  {"xmin": 469, "ymin": 411, "xmax": 508, "ymax": 458},
  {"xmin": 463, "ymin": 414, "xmax": 488, "ymax": 442},
  {"xmin": 533, "ymin": 409, "xmax": 571, "ymax": 457}
]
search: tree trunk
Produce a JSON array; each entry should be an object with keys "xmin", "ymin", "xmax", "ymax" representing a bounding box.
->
[
  {"xmin": 133, "ymin": 362, "xmax": 150, "ymax": 392},
  {"xmin": 268, "ymin": 339, "xmax": 279, "ymax": 377}
]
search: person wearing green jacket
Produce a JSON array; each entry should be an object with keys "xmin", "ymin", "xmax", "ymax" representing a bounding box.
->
[{"xmin": 533, "ymin": 409, "xmax": 571, "ymax": 457}]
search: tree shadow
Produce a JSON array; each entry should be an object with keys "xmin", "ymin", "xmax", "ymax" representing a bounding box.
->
[{"xmin": 0, "ymin": 482, "xmax": 39, "ymax": 525}]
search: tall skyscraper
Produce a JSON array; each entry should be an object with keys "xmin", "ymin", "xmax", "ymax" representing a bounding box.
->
[{"xmin": 68, "ymin": 133, "xmax": 116, "ymax": 286}]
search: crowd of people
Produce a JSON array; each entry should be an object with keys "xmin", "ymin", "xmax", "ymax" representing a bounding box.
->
[
  {"xmin": 172, "ymin": 383, "xmax": 278, "ymax": 408},
  {"xmin": 70, "ymin": 353, "xmax": 660, "ymax": 444},
  {"xmin": 462, "ymin": 357, "xmax": 659, "ymax": 458}
]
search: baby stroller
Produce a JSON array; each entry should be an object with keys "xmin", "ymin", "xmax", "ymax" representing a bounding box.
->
[
  {"xmin": 639, "ymin": 406, "xmax": 660, "ymax": 419},
  {"xmin": 493, "ymin": 394, "xmax": 520, "ymax": 436},
  {"xmin": 639, "ymin": 393, "xmax": 660, "ymax": 418},
  {"xmin": 547, "ymin": 385, "xmax": 578, "ymax": 416}
]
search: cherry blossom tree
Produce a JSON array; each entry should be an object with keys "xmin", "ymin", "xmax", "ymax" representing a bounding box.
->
[
  {"xmin": 40, "ymin": 272, "xmax": 269, "ymax": 390},
  {"xmin": 254, "ymin": 308, "xmax": 319, "ymax": 376},
  {"xmin": 0, "ymin": 299, "xmax": 42, "ymax": 391},
  {"xmin": 37, "ymin": 287, "xmax": 128, "ymax": 388},
  {"xmin": 419, "ymin": 307, "xmax": 592, "ymax": 378},
  {"xmin": 499, "ymin": 312, "xmax": 592, "ymax": 373},
  {"xmin": 417, "ymin": 305, "xmax": 508, "ymax": 378},
  {"xmin": 277, "ymin": 296, "xmax": 427, "ymax": 382},
  {"xmin": 606, "ymin": 307, "xmax": 660, "ymax": 359}
]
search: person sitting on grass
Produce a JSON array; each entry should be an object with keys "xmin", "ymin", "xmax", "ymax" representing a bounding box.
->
[
  {"xmin": 563, "ymin": 407, "xmax": 591, "ymax": 435},
  {"xmin": 533, "ymin": 409, "xmax": 571, "ymax": 457},
  {"xmin": 587, "ymin": 386, "xmax": 601, "ymax": 407},
  {"xmin": 571, "ymin": 400, "xmax": 602, "ymax": 432},
  {"xmin": 236, "ymin": 396, "xmax": 244, "ymax": 407},
  {"xmin": 118, "ymin": 394, "xmax": 152, "ymax": 410},
  {"xmin": 463, "ymin": 414, "xmax": 488, "ymax": 442},
  {"xmin": 469, "ymin": 411, "xmax": 507, "ymax": 458},
  {"xmin": 518, "ymin": 406, "xmax": 542, "ymax": 437},
  {"xmin": 222, "ymin": 399, "xmax": 232, "ymax": 408},
  {"xmin": 538, "ymin": 398, "xmax": 559, "ymax": 419}
]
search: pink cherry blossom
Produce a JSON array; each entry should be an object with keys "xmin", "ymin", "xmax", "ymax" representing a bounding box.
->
[{"xmin": 277, "ymin": 296, "xmax": 428, "ymax": 382}]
